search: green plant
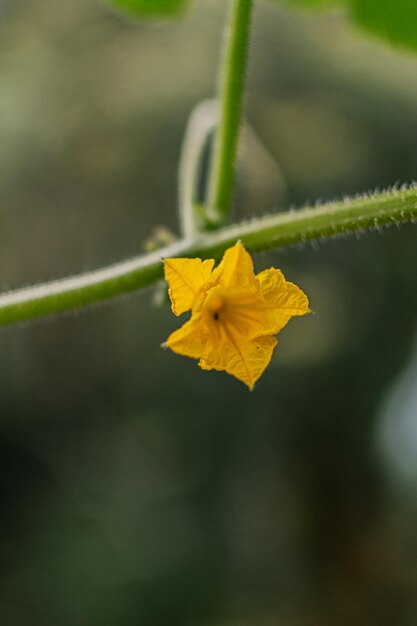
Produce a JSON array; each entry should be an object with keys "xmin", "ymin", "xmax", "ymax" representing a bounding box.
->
[{"xmin": 0, "ymin": 0, "xmax": 416, "ymax": 327}]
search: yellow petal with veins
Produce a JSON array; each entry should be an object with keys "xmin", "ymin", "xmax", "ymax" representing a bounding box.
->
[
  {"xmin": 257, "ymin": 268, "xmax": 310, "ymax": 314},
  {"xmin": 164, "ymin": 257, "xmax": 215, "ymax": 316},
  {"xmin": 163, "ymin": 243, "xmax": 310, "ymax": 389},
  {"xmin": 165, "ymin": 314, "xmax": 207, "ymax": 359},
  {"xmin": 198, "ymin": 322, "xmax": 277, "ymax": 390},
  {"xmin": 255, "ymin": 268, "xmax": 310, "ymax": 334},
  {"xmin": 212, "ymin": 241, "xmax": 259, "ymax": 291}
]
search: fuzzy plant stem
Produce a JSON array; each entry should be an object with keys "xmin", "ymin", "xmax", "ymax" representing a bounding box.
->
[
  {"xmin": 206, "ymin": 0, "xmax": 254, "ymax": 226},
  {"xmin": 0, "ymin": 187, "xmax": 416, "ymax": 327},
  {"xmin": 178, "ymin": 100, "xmax": 219, "ymax": 237}
]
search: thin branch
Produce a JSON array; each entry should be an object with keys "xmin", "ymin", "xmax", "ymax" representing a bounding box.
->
[
  {"xmin": 0, "ymin": 186, "xmax": 416, "ymax": 327},
  {"xmin": 207, "ymin": 0, "xmax": 254, "ymax": 225},
  {"xmin": 178, "ymin": 100, "xmax": 218, "ymax": 237}
]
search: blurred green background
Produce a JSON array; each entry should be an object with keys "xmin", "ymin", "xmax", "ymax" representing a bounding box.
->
[{"xmin": 0, "ymin": 0, "xmax": 417, "ymax": 624}]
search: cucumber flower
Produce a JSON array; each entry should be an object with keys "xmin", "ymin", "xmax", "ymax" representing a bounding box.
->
[{"xmin": 163, "ymin": 242, "xmax": 310, "ymax": 389}]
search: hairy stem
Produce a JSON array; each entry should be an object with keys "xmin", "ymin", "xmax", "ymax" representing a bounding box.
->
[
  {"xmin": 178, "ymin": 100, "xmax": 219, "ymax": 237},
  {"xmin": 0, "ymin": 187, "xmax": 416, "ymax": 327},
  {"xmin": 207, "ymin": 0, "xmax": 254, "ymax": 225}
]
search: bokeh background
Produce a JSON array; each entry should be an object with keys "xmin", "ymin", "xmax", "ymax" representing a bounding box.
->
[{"xmin": 0, "ymin": 0, "xmax": 417, "ymax": 624}]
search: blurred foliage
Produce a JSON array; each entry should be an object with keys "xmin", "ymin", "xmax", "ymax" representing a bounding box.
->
[
  {"xmin": 0, "ymin": 1, "xmax": 417, "ymax": 625},
  {"xmin": 109, "ymin": 0, "xmax": 189, "ymax": 18},
  {"xmin": 110, "ymin": 0, "xmax": 417, "ymax": 53},
  {"xmin": 277, "ymin": 0, "xmax": 417, "ymax": 50},
  {"xmin": 276, "ymin": 0, "xmax": 340, "ymax": 8},
  {"xmin": 350, "ymin": 0, "xmax": 417, "ymax": 50}
]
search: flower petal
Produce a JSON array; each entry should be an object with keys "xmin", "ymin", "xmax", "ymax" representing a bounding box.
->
[
  {"xmin": 258, "ymin": 268, "xmax": 310, "ymax": 313},
  {"xmin": 212, "ymin": 241, "xmax": 259, "ymax": 291},
  {"xmin": 163, "ymin": 244, "xmax": 310, "ymax": 389},
  {"xmin": 198, "ymin": 322, "xmax": 277, "ymax": 390},
  {"xmin": 164, "ymin": 257, "xmax": 215, "ymax": 315},
  {"xmin": 165, "ymin": 314, "xmax": 207, "ymax": 359},
  {"xmin": 255, "ymin": 268, "xmax": 310, "ymax": 335}
]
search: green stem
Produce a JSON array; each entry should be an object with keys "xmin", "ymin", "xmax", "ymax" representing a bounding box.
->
[
  {"xmin": 178, "ymin": 100, "xmax": 218, "ymax": 237},
  {"xmin": 207, "ymin": 0, "xmax": 254, "ymax": 225},
  {"xmin": 0, "ymin": 186, "xmax": 416, "ymax": 327}
]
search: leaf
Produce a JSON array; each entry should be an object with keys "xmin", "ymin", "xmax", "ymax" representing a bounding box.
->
[
  {"xmin": 274, "ymin": 0, "xmax": 341, "ymax": 8},
  {"xmin": 350, "ymin": 0, "xmax": 417, "ymax": 51},
  {"xmin": 272, "ymin": 0, "xmax": 417, "ymax": 51},
  {"xmin": 109, "ymin": 0, "xmax": 189, "ymax": 19}
]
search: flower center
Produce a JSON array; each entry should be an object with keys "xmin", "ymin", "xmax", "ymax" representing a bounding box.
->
[{"xmin": 204, "ymin": 288, "xmax": 228, "ymax": 322}]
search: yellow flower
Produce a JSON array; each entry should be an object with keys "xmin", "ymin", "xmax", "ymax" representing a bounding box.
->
[{"xmin": 163, "ymin": 241, "xmax": 310, "ymax": 390}]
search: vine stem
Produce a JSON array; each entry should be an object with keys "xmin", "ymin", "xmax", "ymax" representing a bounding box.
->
[
  {"xmin": 178, "ymin": 100, "xmax": 218, "ymax": 237},
  {"xmin": 207, "ymin": 0, "xmax": 254, "ymax": 225},
  {"xmin": 0, "ymin": 186, "xmax": 416, "ymax": 327}
]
